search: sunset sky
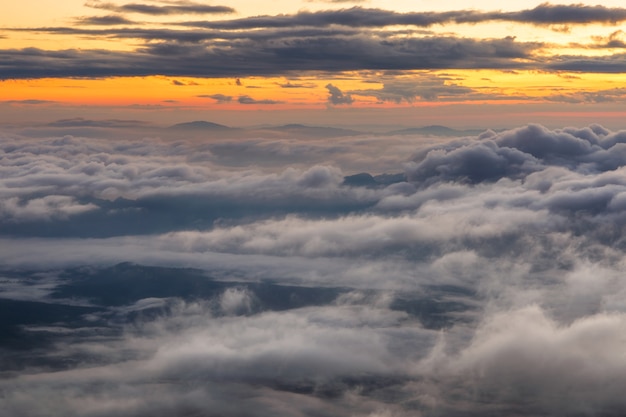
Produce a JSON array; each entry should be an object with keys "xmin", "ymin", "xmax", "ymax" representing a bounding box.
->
[
  {"xmin": 7, "ymin": 3, "xmax": 626, "ymax": 417},
  {"xmin": 2, "ymin": 0, "xmax": 626, "ymax": 128}
]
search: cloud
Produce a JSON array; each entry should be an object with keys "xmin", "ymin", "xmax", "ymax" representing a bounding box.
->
[
  {"xmin": 352, "ymin": 76, "xmax": 475, "ymax": 103},
  {"xmin": 0, "ymin": 195, "xmax": 97, "ymax": 222},
  {"xmin": 405, "ymin": 124, "xmax": 626, "ymax": 185},
  {"xmin": 85, "ymin": 0, "xmax": 235, "ymax": 15},
  {"xmin": 181, "ymin": 5, "xmax": 626, "ymax": 30},
  {"xmin": 502, "ymin": 3, "xmax": 626, "ymax": 25},
  {"xmin": 75, "ymin": 14, "xmax": 135, "ymax": 25},
  {"xmin": 547, "ymin": 52, "xmax": 626, "ymax": 73},
  {"xmin": 3, "ymin": 99, "xmax": 57, "ymax": 105},
  {"xmin": 277, "ymin": 81, "xmax": 316, "ymax": 88},
  {"xmin": 422, "ymin": 305, "xmax": 626, "ymax": 415},
  {"xmin": 0, "ymin": 293, "xmax": 428, "ymax": 416},
  {"xmin": 237, "ymin": 95, "xmax": 283, "ymax": 105},
  {"xmin": 0, "ymin": 31, "xmax": 544, "ymax": 79},
  {"xmin": 6, "ymin": 5, "xmax": 626, "ymax": 79},
  {"xmin": 310, "ymin": 0, "xmax": 369, "ymax": 3},
  {"xmin": 326, "ymin": 83, "xmax": 354, "ymax": 105},
  {"xmin": 46, "ymin": 118, "xmax": 148, "ymax": 128},
  {"xmin": 5, "ymin": 124, "xmax": 626, "ymax": 415},
  {"xmin": 198, "ymin": 93, "xmax": 233, "ymax": 103},
  {"xmin": 590, "ymin": 30, "xmax": 626, "ymax": 49},
  {"xmin": 546, "ymin": 88, "xmax": 626, "ymax": 103}
]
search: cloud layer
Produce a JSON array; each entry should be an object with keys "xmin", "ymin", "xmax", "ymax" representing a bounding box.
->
[
  {"xmin": 3, "ymin": 123, "xmax": 626, "ymax": 415},
  {"xmin": 4, "ymin": 4, "xmax": 626, "ymax": 79}
]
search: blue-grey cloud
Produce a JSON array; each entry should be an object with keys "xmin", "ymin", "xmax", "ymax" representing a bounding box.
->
[
  {"xmin": 85, "ymin": 0, "xmax": 235, "ymax": 16},
  {"xmin": 75, "ymin": 14, "xmax": 135, "ymax": 25},
  {"xmin": 0, "ymin": 34, "xmax": 543, "ymax": 79},
  {"xmin": 4, "ymin": 123, "xmax": 626, "ymax": 416},
  {"xmin": 351, "ymin": 76, "xmax": 475, "ymax": 102},
  {"xmin": 326, "ymin": 83, "xmax": 354, "ymax": 105},
  {"xmin": 4, "ymin": 4, "xmax": 626, "ymax": 79},
  {"xmin": 237, "ymin": 95, "xmax": 283, "ymax": 105},
  {"xmin": 181, "ymin": 5, "xmax": 626, "ymax": 30},
  {"xmin": 198, "ymin": 93, "xmax": 233, "ymax": 103},
  {"xmin": 46, "ymin": 117, "xmax": 149, "ymax": 128},
  {"xmin": 3, "ymin": 99, "xmax": 57, "ymax": 105}
]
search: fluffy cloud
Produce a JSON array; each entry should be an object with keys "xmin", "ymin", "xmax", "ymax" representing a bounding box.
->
[
  {"xmin": 4, "ymin": 123, "xmax": 626, "ymax": 415},
  {"xmin": 326, "ymin": 83, "xmax": 354, "ymax": 105},
  {"xmin": 0, "ymin": 195, "xmax": 97, "ymax": 222},
  {"xmin": 420, "ymin": 306, "xmax": 626, "ymax": 415}
]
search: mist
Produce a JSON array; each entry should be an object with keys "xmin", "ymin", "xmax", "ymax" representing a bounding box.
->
[{"xmin": 2, "ymin": 123, "xmax": 626, "ymax": 416}]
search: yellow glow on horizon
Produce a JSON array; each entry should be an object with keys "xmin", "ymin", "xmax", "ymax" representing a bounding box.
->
[{"xmin": 2, "ymin": 70, "xmax": 625, "ymax": 109}]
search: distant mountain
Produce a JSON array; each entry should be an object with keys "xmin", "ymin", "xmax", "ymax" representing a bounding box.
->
[
  {"xmin": 343, "ymin": 172, "xmax": 407, "ymax": 187},
  {"xmin": 388, "ymin": 125, "xmax": 484, "ymax": 136},
  {"xmin": 167, "ymin": 121, "xmax": 232, "ymax": 131},
  {"xmin": 47, "ymin": 118, "xmax": 149, "ymax": 128},
  {"xmin": 265, "ymin": 124, "xmax": 364, "ymax": 138},
  {"xmin": 342, "ymin": 173, "xmax": 377, "ymax": 187}
]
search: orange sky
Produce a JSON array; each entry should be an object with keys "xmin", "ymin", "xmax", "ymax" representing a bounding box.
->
[{"xmin": 2, "ymin": 1, "xmax": 626, "ymax": 128}]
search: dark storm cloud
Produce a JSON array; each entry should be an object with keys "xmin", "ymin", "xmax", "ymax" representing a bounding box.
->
[{"xmin": 85, "ymin": 0, "xmax": 235, "ymax": 16}]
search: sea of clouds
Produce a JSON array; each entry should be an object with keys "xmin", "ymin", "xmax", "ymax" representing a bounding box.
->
[{"xmin": 2, "ymin": 123, "xmax": 626, "ymax": 416}]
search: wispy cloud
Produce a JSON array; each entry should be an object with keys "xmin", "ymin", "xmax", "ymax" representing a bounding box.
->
[
  {"xmin": 198, "ymin": 93, "xmax": 233, "ymax": 103},
  {"xmin": 237, "ymin": 95, "xmax": 283, "ymax": 105},
  {"xmin": 85, "ymin": 0, "xmax": 235, "ymax": 16},
  {"xmin": 75, "ymin": 14, "xmax": 135, "ymax": 25}
]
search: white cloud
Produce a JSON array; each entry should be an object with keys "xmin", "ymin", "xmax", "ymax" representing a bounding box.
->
[{"xmin": 4, "ymin": 123, "xmax": 626, "ymax": 416}]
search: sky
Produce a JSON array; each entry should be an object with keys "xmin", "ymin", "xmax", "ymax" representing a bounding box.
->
[
  {"xmin": 2, "ymin": 0, "xmax": 626, "ymax": 128},
  {"xmin": 5, "ymin": 2, "xmax": 626, "ymax": 417}
]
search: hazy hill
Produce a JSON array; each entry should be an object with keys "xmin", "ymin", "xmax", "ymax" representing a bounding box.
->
[
  {"xmin": 259, "ymin": 124, "xmax": 364, "ymax": 138},
  {"xmin": 166, "ymin": 120, "xmax": 233, "ymax": 131},
  {"xmin": 388, "ymin": 125, "xmax": 484, "ymax": 136}
]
